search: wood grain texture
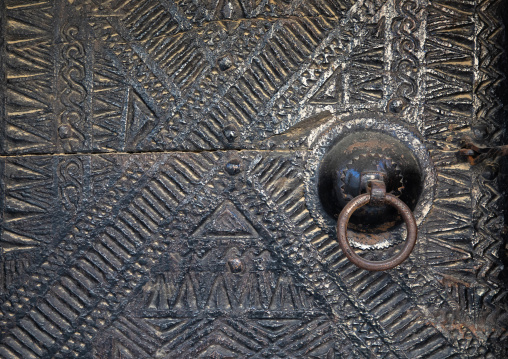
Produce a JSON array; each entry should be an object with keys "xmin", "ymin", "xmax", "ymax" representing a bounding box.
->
[{"xmin": 0, "ymin": 0, "xmax": 506, "ymax": 358}]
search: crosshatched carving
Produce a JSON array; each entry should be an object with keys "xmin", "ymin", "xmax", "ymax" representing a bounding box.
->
[{"xmin": 0, "ymin": 0, "xmax": 507, "ymax": 358}]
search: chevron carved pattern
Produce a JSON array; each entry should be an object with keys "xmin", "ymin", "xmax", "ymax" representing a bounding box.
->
[{"xmin": 0, "ymin": 0, "xmax": 507, "ymax": 358}]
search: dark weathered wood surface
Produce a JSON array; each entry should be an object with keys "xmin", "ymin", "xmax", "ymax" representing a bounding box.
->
[{"xmin": 0, "ymin": 0, "xmax": 507, "ymax": 357}]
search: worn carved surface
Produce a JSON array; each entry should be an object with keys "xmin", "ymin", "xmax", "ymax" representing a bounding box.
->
[{"xmin": 0, "ymin": 0, "xmax": 507, "ymax": 358}]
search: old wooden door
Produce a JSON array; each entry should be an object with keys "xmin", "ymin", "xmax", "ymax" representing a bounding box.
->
[{"xmin": 1, "ymin": 0, "xmax": 507, "ymax": 358}]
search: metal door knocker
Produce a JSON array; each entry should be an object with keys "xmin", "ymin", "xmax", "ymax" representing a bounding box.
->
[
  {"xmin": 336, "ymin": 179, "xmax": 418, "ymax": 271},
  {"xmin": 313, "ymin": 127, "xmax": 427, "ymax": 271}
]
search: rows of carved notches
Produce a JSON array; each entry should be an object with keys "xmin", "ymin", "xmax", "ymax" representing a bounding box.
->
[
  {"xmin": 93, "ymin": 246, "xmax": 355, "ymax": 358},
  {"xmin": 0, "ymin": 152, "xmax": 482, "ymax": 358},
  {"xmin": 0, "ymin": 0, "xmax": 393, "ymax": 155},
  {"xmin": 1, "ymin": 0, "xmax": 359, "ymax": 155},
  {"xmin": 472, "ymin": 0, "xmax": 508, "ymax": 351},
  {"xmin": 474, "ymin": 0, "xmax": 507, "ymax": 348},
  {"xmin": 0, "ymin": 153, "xmax": 355, "ymax": 357},
  {"xmin": 422, "ymin": 0, "xmax": 508, "ymax": 355}
]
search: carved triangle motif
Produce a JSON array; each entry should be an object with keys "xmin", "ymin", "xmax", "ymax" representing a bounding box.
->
[
  {"xmin": 192, "ymin": 200, "xmax": 258, "ymax": 239},
  {"xmin": 198, "ymin": 344, "xmax": 237, "ymax": 359},
  {"xmin": 309, "ymin": 68, "xmax": 343, "ymax": 104},
  {"xmin": 125, "ymin": 88, "xmax": 157, "ymax": 151}
]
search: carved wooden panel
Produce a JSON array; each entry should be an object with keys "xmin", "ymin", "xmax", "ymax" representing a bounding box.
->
[{"xmin": 0, "ymin": 0, "xmax": 507, "ymax": 358}]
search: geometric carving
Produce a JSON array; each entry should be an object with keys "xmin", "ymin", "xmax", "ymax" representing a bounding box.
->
[
  {"xmin": 309, "ymin": 68, "xmax": 343, "ymax": 105},
  {"xmin": 95, "ymin": 240, "xmax": 344, "ymax": 358},
  {"xmin": 0, "ymin": 144, "xmax": 504, "ymax": 357},
  {"xmin": 349, "ymin": 22, "xmax": 385, "ymax": 105},
  {"xmin": 125, "ymin": 88, "xmax": 158, "ymax": 151},
  {"xmin": 0, "ymin": 0, "xmax": 507, "ymax": 357},
  {"xmin": 3, "ymin": 2, "xmax": 55, "ymax": 154},
  {"xmin": 1, "ymin": 231, "xmax": 39, "ymax": 253},
  {"xmin": 0, "ymin": 156, "xmax": 55, "ymax": 288},
  {"xmin": 191, "ymin": 200, "xmax": 258, "ymax": 239}
]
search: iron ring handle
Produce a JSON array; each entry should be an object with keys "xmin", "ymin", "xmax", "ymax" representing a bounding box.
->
[{"xmin": 336, "ymin": 193, "xmax": 418, "ymax": 271}]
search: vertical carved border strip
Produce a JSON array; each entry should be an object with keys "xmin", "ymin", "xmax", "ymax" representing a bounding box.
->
[
  {"xmin": 58, "ymin": 24, "xmax": 88, "ymax": 152},
  {"xmin": 388, "ymin": 0, "xmax": 423, "ymax": 119},
  {"xmin": 0, "ymin": 0, "xmax": 5, "ymax": 154},
  {"xmin": 418, "ymin": 0, "xmax": 487, "ymax": 353},
  {"xmin": 0, "ymin": 157, "xmax": 5, "ymax": 291},
  {"xmin": 471, "ymin": 0, "xmax": 507, "ymax": 346},
  {"xmin": 2, "ymin": 0, "xmax": 56, "ymax": 154},
  {"xmin": 56, "ymin": 0, "xmax": 94, "ymax": 153},
  {"xmin": 473, "ymin": 0, "xmax": 505, "ymax": 137},
  {"xmin": 0, "ymin": 155, "xmax": 60, "ymax": 304},
  {"xmin": 422, "ymin": 1, "xmax": 476, "ymax": 274},
  {"xmin": 421, "ymin": 0, "xmax": 506, "ymax": 354},
  {"xmin": 392, "ymin": 0, "xmax": 420, "ymax": 98}
]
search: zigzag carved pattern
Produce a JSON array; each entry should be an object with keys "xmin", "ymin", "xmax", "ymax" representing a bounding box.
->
[
  {"xmin": 423, "ymin": 0, "xmax": 475, "ymax": 137},
  {"xmin": 475, "ymin": 0, "xmax": 505, "ymax": 131},
  {"xmin": 105, "ymin": 0, "xmax": 352, "ymax": 35},
  {"xmin": 0, "ymin": 157, "xmax": 58, "ymax": 297},
  {"xmin": 421, "ymin": 0, "xmax": 507, "ymax": 354},
  {"xmin": 97, "ymin": 316, "xmax": 345, "ymax": 358},
  {"xmin": 248, "ymin": 153, "xmax": 461, "ymax": 358},
  {"xmin": 0, "ymin": 153, "xmax": 221, "ymax": 358},
  {"xmin": 422, "ymin": 0, "xmax": 477, "ymax": 294},
  {"xmin": 91, "ymin": 246, "xmax": 352, "ymax": 358},
  {"xmin": 1, "ymin": 157, "xmax": 55, "ymax": 253},
  {"xmin": 85, "ymin": 0, "xmax": 388, "ymax": 152},
  {"xmin": 471, "ymin": 2, "xmax": 507, "ymax": 337},
  {"xmin": 2, "ymin": 1, "xmax": 55, "ymax": 154}
]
